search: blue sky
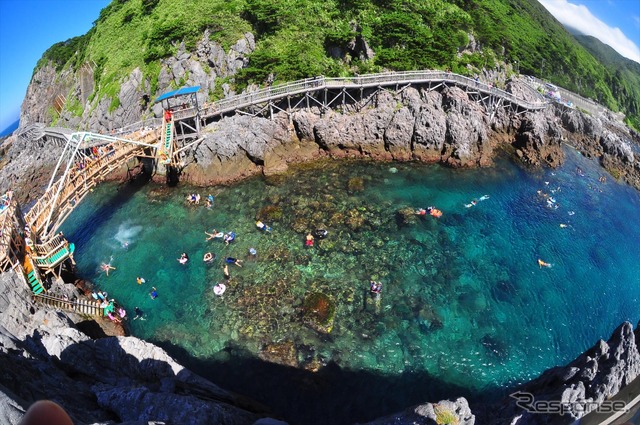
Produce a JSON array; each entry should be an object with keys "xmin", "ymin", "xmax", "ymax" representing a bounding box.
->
[
  {"xmin": 0, "ymin": 0, "xmax": 639, "ymax": 134},
  {"xmin": 0, "ymin": 0, "xmax": 109, "ymax": 133},
  {"xmin": 539, "ymin": 0, "xmax": 640, "ymax": 62}
]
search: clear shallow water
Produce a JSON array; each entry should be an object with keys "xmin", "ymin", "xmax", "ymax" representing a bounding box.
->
[{"xmin": 61, "ymin": 148, "xmax": 640, "ymax": 424}]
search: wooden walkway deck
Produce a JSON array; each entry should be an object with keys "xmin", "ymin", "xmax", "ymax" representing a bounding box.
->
[
  {"xmin": 170, "ymin": 70, "xmax": 549, "ymax": 124},
  {"xmin": 25, "ymin": 129, "xmax": 159, "ymax": 238}
]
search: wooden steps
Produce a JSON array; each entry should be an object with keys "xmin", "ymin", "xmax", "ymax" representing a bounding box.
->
[
  {"xmin": 33, "ymin": 293, "xmax": 105, "ymax": 317},
  {"xmin": 26, "ymin": 270, "xmax": 45, "ymax": 295}
]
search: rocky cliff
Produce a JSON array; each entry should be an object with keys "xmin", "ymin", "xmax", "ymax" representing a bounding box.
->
[
  {"xmin": 489, "ymin": 320, "xmax": 640, "ymax": 424},
  {"xmin": 176, "ymin": 81, "xmax": 639, "ymax": 194},
  {"xmin": 0, "ymin": 269, "xmax": 275, "ymax": 425},
  {"xmin": 20, "ymin": 31, "xmax": 255, "ymax": 133}
]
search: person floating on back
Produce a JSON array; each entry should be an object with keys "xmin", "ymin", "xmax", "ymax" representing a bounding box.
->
[
  {"xmin": 101, "ymin": 263, "xmax": 116, "ymax": 276},
  {"xmin": 136, "ymin": 277, "xmax": 146, "ymax": 285}
]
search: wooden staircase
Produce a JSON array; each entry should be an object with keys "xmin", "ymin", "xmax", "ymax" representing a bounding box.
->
[
  {"xmin": 23, "ymin": 255, "xmax": 45, "ymax": 295},
  {"xmin": 32, "ymin": 293, "xmax": 105, "ymax": 317}
]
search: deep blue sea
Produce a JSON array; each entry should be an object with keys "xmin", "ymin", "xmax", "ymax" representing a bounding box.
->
[{"xmin": 61, "ymin": 147, "xmax": 640, "ymax": 424}]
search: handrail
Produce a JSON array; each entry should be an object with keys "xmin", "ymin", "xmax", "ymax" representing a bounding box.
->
[
  {"xmin": 199, "ymin": 71, "xmax": 548, "ymax": 120},
  {"xmin": 44, "ymin": 70, "xmax": 549, "ymax": 139}
]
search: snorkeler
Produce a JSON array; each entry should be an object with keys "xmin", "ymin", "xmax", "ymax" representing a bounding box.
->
[
  {"xmin": 369, "ymin": 280, "xmax": 382, "ymax": 295},
  {"xmin": 313, "ymin": 229, "xmax": 328, "ymax": 239},
  {"xmin": 136, "ymin": 276, "xmax": 146, "ymax": 285},
  {"xmin": 178, "ymin": 252, "xmax": 189, "ymax": 264},
  {"xmin": 538, "ymin": 259, "xmax": 552, "ymax": 268},
  {"xmin": 464, "ymin": 200, "xmax": 478, "ymax": 208},
  {"xmin": 133, "ymin": 307, "xmax": 145, "ymax": 320},
  {"xmin": 428, "ymin": 206, "xmax": 443, "ymax": 218},
  {"xmin": 225, "ymin": 257, "xmax": 243, "ymax": 267},
  {"xmin": 205, "ymin": 229, "xmax": 224, "ymax": 241},
  {"xmin": 223, "ymin": 231, "xmax": 236, "ymax": 245},
  {"xmin": 305, "ymin": 233, "xmax": 314, "ymax": 247},
  {"xmin": 100, "ymin": 263, "xmax": 116, "ymax": 276},
  {"xmin": 479, "ymin": 195, "xmax": 490, "ymax": 201},
  {"xmin": 256, "ymin": 221, "xmax": 272, "ymax": 232},
  {"xmin": 213, "ymin": 282, "xmax": 226, "ymax": 296}
]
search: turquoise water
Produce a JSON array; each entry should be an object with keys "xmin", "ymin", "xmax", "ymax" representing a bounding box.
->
[{"xmin": 61, "ymin": 148, "xmax": 640, "ymax": 424}]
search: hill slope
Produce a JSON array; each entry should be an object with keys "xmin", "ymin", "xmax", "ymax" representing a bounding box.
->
[
  {"xmin": 573, "ymin": 34, "xmax": 640, "ymax": 129},
  {"xmin": 24, "ymin": 0, "xmax": 639, "ymax": 130}
]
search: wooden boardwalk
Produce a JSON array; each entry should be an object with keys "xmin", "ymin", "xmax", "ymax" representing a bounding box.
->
[
  {"xmin": 25, "ymin": 129, "xmax": 159, "ymax": 239},
  {"xmin": 170, "ymin": 70, "xmax": 549, "ymax": 124}
]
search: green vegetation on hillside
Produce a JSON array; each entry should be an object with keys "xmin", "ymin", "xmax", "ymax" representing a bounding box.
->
[
  {"xmin": 33, "ymin": 0, "xmax": 640, "ymax": 128},
  {"xmin": 573, "ymin": 35, "xmax": 640, "ymax": 130}
]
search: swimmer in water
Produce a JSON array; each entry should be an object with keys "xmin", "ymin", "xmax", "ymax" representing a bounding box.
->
[
  {"xmin": 100, "ymin": 263, "xmax": 116, "ymax": 276},
  {"xmin": 464, "ymin": 200, "xmax": 477, "ymax": 208},
  {"xmin": 479, "ymin": 195, "xmax": 490, "ymax": 201},
  {"xmin": 559, "ymin": 224, "xmax": 568, "ymax": 228},
  {"xmin": 178, "ymin": 252, "xmax": 189, "ymax": 264},
  {"xmin": 538, "ymin": 259, "xmax": 552, "ymax": 268},
  {"xmin": 133, "ymin": 307, "xmax": 145, "ymax": 320},
  {"xmin": 150, "ymin": 287, "xmax": 158, "ymax": 299},
  {"xmin": 205, "ymin": 229, "xmax": 224, "ymax": 241}
]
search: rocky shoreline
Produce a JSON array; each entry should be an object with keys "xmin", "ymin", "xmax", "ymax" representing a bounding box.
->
[{"xmin": 1, "ymin": 78, "xmax": 639, "ymax": 424}]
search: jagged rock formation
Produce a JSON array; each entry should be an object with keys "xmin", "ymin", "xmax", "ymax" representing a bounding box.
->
[
  {"xmin": 177, "ymin": 82, "xmax": 639, "ymax": 192},
  {"xmin": 489, "ymin": 321, "xmax": 640, "ymax": 424},
  {"xmin": 20, "ymin": 31, "xmax": 255, "ymax": 133},
  {"xmin": 0, "ymin": 269, "xmax": 273, "ymax": 425},
  {"xmin": 3, "ymin": 78, "xmax": 639, "ymax": 207}
]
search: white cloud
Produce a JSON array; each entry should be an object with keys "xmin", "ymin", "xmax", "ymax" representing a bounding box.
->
[{"xmin": 538, "ymin": 0, "xmax": 640, "ymax": 64}]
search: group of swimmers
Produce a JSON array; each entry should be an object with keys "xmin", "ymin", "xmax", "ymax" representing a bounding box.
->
[{"xmin": 186, "ymin": 193, "xmax": 215, "ymax": 208}]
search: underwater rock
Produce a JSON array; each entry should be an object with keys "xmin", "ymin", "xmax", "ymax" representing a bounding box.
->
[
  {"xmin": 345, "ymin": 208, "xmax": 365, "ymax": 230},
  {"xmin": 396, "ymin": 207, "xmax": 419, "ymax": 226},
  {"xmin": 302, "ymin": 292, "xmax": 336, "ymax": 334},
  {"xmin": 347, "ymin": 176, "xmax": 365, "ymax": 192},
  {"xmin": 259, "ymin": 340, "xmax": 298, "ymax": 367},
  {"xmin": 258, "ymin": 204, "xmax": 284, "ymax": 222},
  {"xmin": 291, "ymin": 217, "xmax": 310, "ymax": 234}
]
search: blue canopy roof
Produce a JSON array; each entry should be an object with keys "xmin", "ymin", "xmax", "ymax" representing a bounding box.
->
[{"xmin": 154, "ymin": 86, "xmax": 201, "ymax": 104}]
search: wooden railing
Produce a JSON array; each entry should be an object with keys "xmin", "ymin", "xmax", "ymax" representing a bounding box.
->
[
  {"xmin": 189, "ymin": 70, "xmax": 548, "ymax": 121},
  {"xmin": 0, "ymin": 192, "xmax": 21, "ymax": 271},
  {"xmin": 25, "ymin": 130, "xmax": 158, "ymax": 237}
]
